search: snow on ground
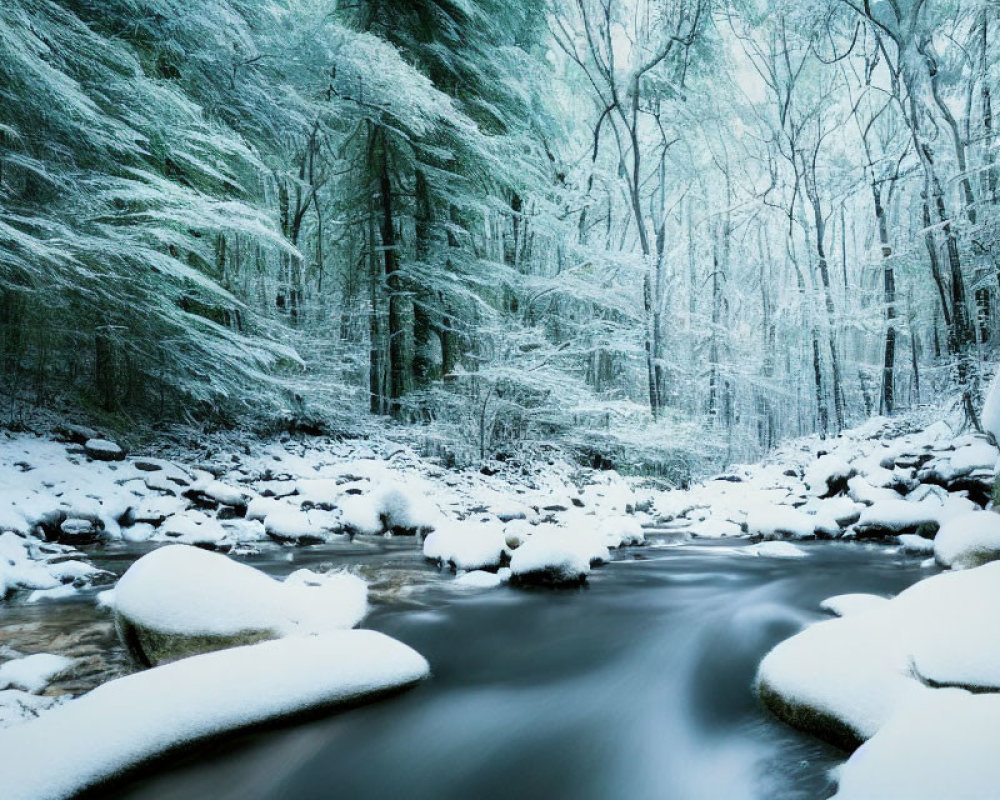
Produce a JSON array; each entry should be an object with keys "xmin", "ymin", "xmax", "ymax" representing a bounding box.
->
[
  {"xmin": 818, "ymin": 593, "xmax": 889, "ymax": 618},
  {"xmin": 0, "ymin": 631, "xmax": 429, "ymax": 800},
  {"xmin": 0, "ymin": 399, "xmax": 997, "ymax": 793}
]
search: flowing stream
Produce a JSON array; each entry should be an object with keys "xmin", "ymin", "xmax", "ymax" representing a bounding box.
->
[{"xmin": 2, "ymin": 536, "xmax": 933, "ymax": 799}]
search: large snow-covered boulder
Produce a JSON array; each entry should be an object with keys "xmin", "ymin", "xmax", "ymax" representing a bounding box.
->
[
  {"xmin": 757, "ymin": 561, "xmax": 1000, "ymax": 750},
  {"xmin": 934, "ymin": 510, "xmax": 1000, "ymax": 569},
  {"xmin": 263, "ymin": 507, "xmax": 334, "ymax": 544},
  {"xmin": 422, "ymin": 521, "xmax": 506, "ymax": 572},
  {"xmin": 509, "ymin": 532, "xmax": 592, "ymax": 587},
  {"xmin": 112, "ymin": 545, "xmax": 367, "ymax": 666},
  {"xmin": 0, "ymin": 631, "xmax": 429, "ymax": 800},
  {"xmin": 83, "ymin": 438, "xmax": 126, "ymax": 462}
]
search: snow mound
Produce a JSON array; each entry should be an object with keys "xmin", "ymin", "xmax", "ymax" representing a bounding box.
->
[
  {"xmin": 744, "ymin": 541, "xmax": 807, "ymax": 559},
  {"xmin": 897, "ymin": 534, "xmax": 935, "ymax": 555},
  {"xmin": 832, "ymin": 691, "xmax": 1000, "ymax": 800},
  {"xmin": 804, "ymin": 455, "xmax": 853, "ymax": 497},
  {"xmin": 758, "ymin": 561, "xmax": 1000, "ymax": 750},
  {"xmin": 597, "ymin": 515, "xmax": 645, "ymax": 547},
  {"xmin": 853, "ymin": 498, "xmax": 942, "ymax": 537},
  {"xmin": 372, "ymin": 482, "xmax": 440, "ymax": 533},
  {"xmin": 454, "ymin": 569, "xmax": 510, "ymax": 589},
  {"xmin": 422, "ymin": 521, "xmax": 506, "ymax": 571},
  {"xmin": 746, "ymin": 505, "xmax": 817, "ymax": 539},
  {"xmin": 0, "ymin": 690, "xmax": 64, "ymax": 729},
  {"xmin": 0, "ymin": 533, "xmax": 98, "ymax": 598},
  {"xmin": 263, "ymin": 507, "xmax": 333, "ymax": 544},
  {"xmin": 819, "ymin": 593, "xmax": 889, "ymax": 618},
  {"xmin": 934, "ymin": 510, "xmax": 1000, "ymax": 569},
  {"xmin": 112, "ymin": 545, "xmax": 368, "ymax": 665},
  {"xmin": 0, "ymin": 631, "xmax": 429, "ymax": 800},
  {"xmin": 0, "ymin": 654, "xmax": 75, "ymax": 693},
  {"xmin": 509, "ymin": 532, "xmax": 592, "ymax": 586}
]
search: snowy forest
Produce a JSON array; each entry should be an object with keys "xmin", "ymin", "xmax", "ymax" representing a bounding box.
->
[
  {"xmin": 3, "ymin": 2, "xmax": 1000, "ymax": 799},
  {"xmin": 5, "ymin": 0, "xmax": 1000, "ymax": 475}
]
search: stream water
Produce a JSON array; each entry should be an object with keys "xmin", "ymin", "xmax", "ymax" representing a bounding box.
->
[{"xmin": 1, "ymin": 535, "xmax": 934, "ymax": 799}]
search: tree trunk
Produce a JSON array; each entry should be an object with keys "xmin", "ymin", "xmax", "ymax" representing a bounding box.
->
[
  {"xmin": 872, "ymin": 182, "xmax": 895, "ymax": 414},
  {"xmin": 376, "ymin": 130, "xmax": 412, "ymax": 411}
]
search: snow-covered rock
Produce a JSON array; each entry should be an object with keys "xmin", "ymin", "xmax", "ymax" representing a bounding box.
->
[
  {"xmin": 597, "ymin": 514, "xmax": 645, "ymax": 547},
  {"xmin": 0, "ymin": 534, "xmax": 66, "ymax": 597},
  {"xmin": 832, "ymin": 691, "xmax": 1000, "ymax": 800},
  {"xmin": 454, "ymin": 569, "xmax": 510, "ymax": 589},
  {"xmin": 422, "ymin": 521, "xmax": 506, "ymax": 572},
  {"xmin": 112, "ymin": 545, "xmax": 368, "ymax": 665},
  {"xmin": 0, "ymin": 631, "xmax": 429, "ymax": 800},
  {"xmin": 853, "ymin": 498, "xmax": 942, "ymax": 538},
  {"xmin": 83, "ymin": 438, "xmax": 125, "ymax": 461},
  {"xmin": 898, "ymin": 534, "xmax": 935, "ymax": 555},
  {"xmin": 509, "ymin": 532, "xmax": 592, "ymax": 586},
  {"xmin": 372, "ymin": 482, "xmax": 440, "ymax": 534},
  {"xmin": 263, "ymin": 507, "xmax": 333, "ymax": 544},
  {"xmin": 336, "ymin": 493, "xmax": 383, "ymax": 536},
  {"xmin": 933, "ymin": 510, "xmax": 1000, "ymax": 569},
  {"xmin": 157, "ymin": 513, "xmax": 230, "ymax": 549},
  {"xmin": 746, "ymin": 505, "xmax": 817, "ymax": 539},
  {"xmin": 744, "ymin": 541, "xmax": 807, "ymax": 559},
  {"xmin": 804, "ymin": 454, "xmax": 854, "ymax": 497},
  {"xmin": 758, "ymin": 561, "xmax": 1000, "ymax": 751},
  {"xmin": 0, "ymin": 654, "xmax": 75, "ymax": 693},
  {"xmin": 503, "ymin": 518, "xmax": 533, "ymax": 549},
  {"xmin": 0, "ymin": 689, "xmax": 63, "ymax": 729}
]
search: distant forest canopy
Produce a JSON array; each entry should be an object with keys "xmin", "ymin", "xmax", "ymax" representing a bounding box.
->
[{"xmin": 1, "ymin": 0, "xmax": 998, "ymax": 474}]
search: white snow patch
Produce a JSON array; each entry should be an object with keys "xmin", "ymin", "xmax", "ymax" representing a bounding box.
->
[
  {"xmin": 819, "ymin": 594, "xmax": 889, "ymax": 618},
  {"xmin": 746, "ymin": 505, "xmax": 817, "ymax": 539},
  {"xmin": 744, "ymin": 541, "xmax": 808, "ymax": 559},
  {"xmin": 832, "ymin": 691, "xmax": 1000, "ymax": 800},
  {"xmin": 0, "ymin": 653, "xmax": 75, "ymax": 693}
]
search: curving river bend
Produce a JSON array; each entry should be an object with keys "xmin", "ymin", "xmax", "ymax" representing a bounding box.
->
[{"xmin": 3, "ymin": 535, "xmax": 933, "ymax": 800}]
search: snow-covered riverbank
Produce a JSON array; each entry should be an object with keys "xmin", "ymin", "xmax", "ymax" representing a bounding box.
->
[{"xmin": 1, "ymin": 404, "xmax": 998, "ymax": 798}]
